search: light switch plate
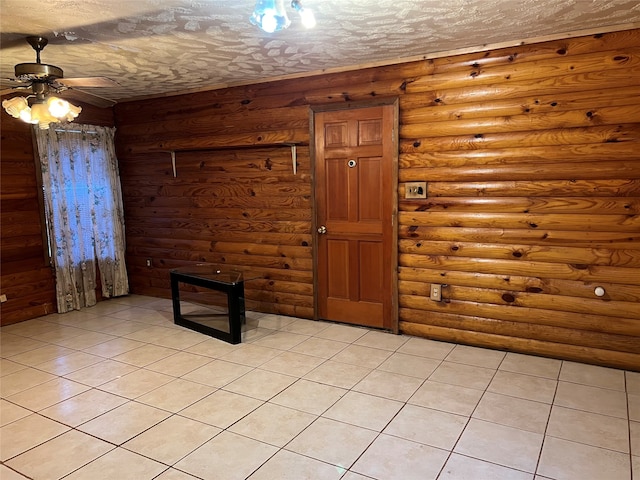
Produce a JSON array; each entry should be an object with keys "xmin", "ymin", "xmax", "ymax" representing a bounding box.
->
[{"xmin": 405, "ymin": 182, "xmax": 427, "ymax": 199}]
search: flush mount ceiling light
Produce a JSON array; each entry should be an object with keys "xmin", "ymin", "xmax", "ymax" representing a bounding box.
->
[
  {"xmin": 251, "ymin": 0, "xmax": 316, "ymax": 33},
  {"xmin": 291, "ymin": 0, "xmax": 316, "ymax": 29}
]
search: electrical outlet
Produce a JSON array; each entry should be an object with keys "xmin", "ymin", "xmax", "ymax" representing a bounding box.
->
[
  {"xmin": 405, "ymin": 182, "xmax": 427, "ymax": 199},
  {"xmin": 430, "ymin": 284, "xmax": 442, "ymax": 301},
  {"xmin": 0, "ymin": 294, "xmax": 7, "ymax": 303},
  {"xmin": 146, "ymin": 258, "xmax": 152, "ymax": 267}
]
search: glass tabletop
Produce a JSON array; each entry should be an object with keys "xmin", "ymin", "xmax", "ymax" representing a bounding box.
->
[{"xmin": 170, "ymin": 264, "xmax": 262, "ymax": 285}]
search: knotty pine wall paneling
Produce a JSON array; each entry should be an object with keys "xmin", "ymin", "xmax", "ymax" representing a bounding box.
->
[
  {"xmin": 1, "ymin": 113, "xmax": 56, "ymax": 325},
  {"xmin": 0, "ymin": 102, "xmax": 115, "ymax": 325},
  {"xmin": 115, "ymin": 29, "xmax": 640, "ymax": 370}
]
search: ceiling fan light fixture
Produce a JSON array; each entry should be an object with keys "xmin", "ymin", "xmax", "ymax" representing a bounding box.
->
[
  {"xmin": 3, "ymin": 36, "xmax": 98, "ymax": 126},
  {"xmin": 2, "ymin": 95, "xmax": 81, "ymax": 129}
]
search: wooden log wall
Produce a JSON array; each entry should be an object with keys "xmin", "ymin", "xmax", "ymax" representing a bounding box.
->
[
  {"xmin": 0, "ymin": 101, "xmax": 115, "ymax": 325},
  {"xmin": 115, "ymin": 28, "xmax": 640, "ymax": 370}
]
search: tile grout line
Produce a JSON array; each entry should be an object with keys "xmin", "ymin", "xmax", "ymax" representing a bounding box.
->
[
  {"xmin": 532, "ymin": 359, "xmax": 563, "ymax": 479},
  {"xmin": 2, "ymin": 298, "xmax": 636, "ymax": 479}
]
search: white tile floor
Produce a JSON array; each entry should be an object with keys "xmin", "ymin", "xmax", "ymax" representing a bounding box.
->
[{"xmin": 1, "ymin": 294, "xmax": 638, "ymax": 480}]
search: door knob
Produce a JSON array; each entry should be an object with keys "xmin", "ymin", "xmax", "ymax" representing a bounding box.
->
[{"xmin": 317, "ymin": 225, "xmax": 327, "ymax": 234}]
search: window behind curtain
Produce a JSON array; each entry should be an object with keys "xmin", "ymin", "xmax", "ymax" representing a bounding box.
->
[{"xmin": 34, "ymin": 124, "xmax": 129, "ymax": 313}]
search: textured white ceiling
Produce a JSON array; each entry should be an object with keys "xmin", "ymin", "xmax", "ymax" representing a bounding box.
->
[{"xmin": 1, "ymin": 0, "xmax": 639, "ymax": 104}]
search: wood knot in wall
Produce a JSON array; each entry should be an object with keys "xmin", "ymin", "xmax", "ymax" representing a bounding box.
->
[{"xmin": 502, "ymin": 293, "xmax": 516, "ymax": 303}]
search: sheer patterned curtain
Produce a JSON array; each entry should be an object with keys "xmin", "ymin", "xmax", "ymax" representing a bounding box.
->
[{"xmin": 34, "ymin": 123, "xmax": 129, "ymax": 313}]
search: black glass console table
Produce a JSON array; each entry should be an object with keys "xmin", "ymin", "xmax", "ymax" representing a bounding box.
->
[{"xmin": 170, "ymin": 264, "xmax": 260, "ymax": 344}]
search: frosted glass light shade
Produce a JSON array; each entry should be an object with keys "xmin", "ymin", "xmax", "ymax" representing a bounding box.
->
[
  {"xmin": 47, "ymin": 96, "xmax": 72, "ymax": 117},
  {"xmin": 46, "ymin": 96, "xmax": 82, "ymax": 121},
  {"xmin": 291, "ymin": 0, "xmax": 316, "ymax": 28},
  {"xmin": 63, "ymin": 102, "xmax": 82, "ymax": 121},
  {"xmin": 251, "ymin": 0, "xmax": 290, "ymax": 33},
  {"xmin": 30, "ymin": 102, "xmax": 59, "ymax": 129},
  {"xmin": 2, "ymin": 96, "xmax": 29, "ymax": 117}
]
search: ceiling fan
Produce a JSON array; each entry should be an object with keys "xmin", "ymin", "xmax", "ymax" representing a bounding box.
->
[{"xmin": 1, "ymin": 36, "xmax": 118, "ymax": 109}]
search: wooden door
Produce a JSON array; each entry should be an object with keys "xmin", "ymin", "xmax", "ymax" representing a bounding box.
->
[{"xmin": 313, "ymin": 102, "xmax": 398, "ymax": 330}]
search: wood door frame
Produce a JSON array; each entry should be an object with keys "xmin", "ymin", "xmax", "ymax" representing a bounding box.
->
[{"xmin": 309, "ymin": 98, "xmax": 399, "ymax": 333}]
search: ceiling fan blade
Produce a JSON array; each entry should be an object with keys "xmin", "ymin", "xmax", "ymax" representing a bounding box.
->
[
  {"xmin": 0, "ymin": 87, "xmax": 19, "ymax": 96},
  {"xmin": 0, "ymin": 79, "xmax": 31, "ymax": 96},
  {"xmin": 58, "ymin": 88, "xmax": 116, "ymax": 108},
  {"xmin": 58, "ymin": 77, "xmax": 120, "ymax": 88},
  {"xmin": 1, "ymin": 77, "xmax": 30, "ymax": 86}
]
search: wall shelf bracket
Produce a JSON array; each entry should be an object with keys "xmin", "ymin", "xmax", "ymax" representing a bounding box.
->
[
  {"xmin": 170, "ymin": 150, "xmax": 177, "ymax": 178},
  {"xmin": 287, "ymin": 143, "xmax": 298, "ymax": 175}
]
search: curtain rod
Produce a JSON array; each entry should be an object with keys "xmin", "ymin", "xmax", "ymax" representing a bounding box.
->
[{"xmin": 52, "ymin": 128, "xmax": 98, "ymax": 134}]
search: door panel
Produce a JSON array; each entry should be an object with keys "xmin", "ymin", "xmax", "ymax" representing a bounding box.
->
[
  {"xmin": 359, "ymin": 241, "xmax": 383, "ymax": 302},
  {"xmin": 358, "ymin": 157, "xmax": 382, "ymax": 221},
  {"xmin": 325, "ymin": 122, "xmax": 349, "ymax": 147},
  {"xmin": 314, "ymin": 103, "xmax": 397, "ymax": 330},
  {"xmin": 325, "ymin": 158, "xmax": 349, "ymax": 220},
  {"xmin": 358, "ymin": 118, "xmax": 383, "ymax": 145},
  {"xmin": 326, "ymin": 239, "xmax": 349, "ymax": 299}
]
